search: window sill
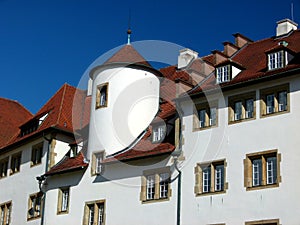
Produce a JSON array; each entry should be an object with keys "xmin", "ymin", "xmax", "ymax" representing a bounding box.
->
[
  {"xmin": 246, "ymin": 183, "xmax": 279, "ymax": 191},
  {"xmin": 261, "ymin": 109, "xmax": 289, "ymax": 118},
  {"xmin": 195, "ymin": 190, "xmax": 226, "ymax": 197},
  {"xmin": 228, "ymin": 117, "xmax": 255, "ymax": 125},
  {"xmin": 193, "ymin": 125, "xmax": 218, "ymax": 132},
  {"xmin": 57, "ymin": 210, "xmax": 69, "ymax": 215},
  {"xmin": 27, "ymin": 216, "xmax": 41, "ymax": 221},
  {"xmin": 30, "ymin": 162, "xmax": 42, "ymax": 168},
  {"xmin": 142, "ymin": 197, "xmax": 170, "ymax": 204}
]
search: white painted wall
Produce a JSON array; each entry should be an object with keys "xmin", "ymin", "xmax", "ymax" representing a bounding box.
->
[{"xmin": 88, "ymin": 67, "xmax": 160, "ymax": 157}]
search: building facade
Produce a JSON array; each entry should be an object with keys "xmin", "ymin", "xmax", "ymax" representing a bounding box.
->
[{"xmin": 0, "ymin": 19, "xmax": 300, "ymax": 225}]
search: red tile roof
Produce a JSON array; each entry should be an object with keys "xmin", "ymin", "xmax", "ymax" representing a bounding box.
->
[
  {"xmin": 188, "ymin": 29, "xmax": 300, "ymax": 95},
  {"xmin": 104, "ymin": 44, "xmax": 152, "ymax": 67},
  {"xmin": 45, "ymin": 152, "xmax": 88, "ymax": 176},
  {"xmin": 0, "ymin": 98, "xmax": 32, "ymax": 148},
  {"xmin": 2, "ymin": 84, "xmax": 89, "ymax": 149}
]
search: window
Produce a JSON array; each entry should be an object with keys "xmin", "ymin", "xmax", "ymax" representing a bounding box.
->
[
  {"xmin": 228, "ymin": 92, "xmax": 256, "ymax": 123},
  {"xmin": 10, "ymin": 153, "xmax": 21, "ymax": 175},
  {"xmin": 260, "ymin": 84, "xmax": 289, "ymax": 116},
  {"xmin": 268, "ymin": 51, "xmax": 285, "ymax": 70},
  {"xmin": 140, "ymin": 167, "xmax": 171, "ymax": 202},
  {"xmin": 0, "ymin": 202, "xmax": 11, "ymax": 225},
  {"xmin": 216, "ymin": 65, "xmax": 230, "ymax": 84},
  {"xmin": 31, "ymin": 143, "xmax": 43, "ymax": 167},
  {"xmin": 57, "ymin": 187, "xmax": 70, "ymax": 214},
  {"xmin": 91, "ymin": 152, "xmax": 105, "ymax": 176},
  {"xmin": 83, "ymin": 201, "xmax": 105, "ymax": 225},
  {"xmin": 194, "ymin": 160, "xmax": 227, "ymax": 195},
  {"xmin": 194, "ymin": 101, "xmax": 218, "ymax": 130},
  {"xmin": 28, "ymin": 193, "xmax": 43, "ymax": 220},
  {"xmin": 96, "ymin": 83, "xmax": 108, "ymax": 109},
  {"xmin": 245, "ymin": 218, "xmax": 279, "ymax": 225},
  {"xmin": 0, "ymin": 158, "xmax": 8, "ymax": 179},
  {"xmin": 152, "ymin": 124, "xmax": 166, "ymax": 143},
  {"xmin": 244, "ymin": 150, "xmax": 281, "ymax": 190}
]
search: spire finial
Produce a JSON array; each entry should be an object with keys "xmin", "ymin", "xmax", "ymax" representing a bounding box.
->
[{"xmin": 127, "ymin": 9, "xmax": 132, "ymax": 45}]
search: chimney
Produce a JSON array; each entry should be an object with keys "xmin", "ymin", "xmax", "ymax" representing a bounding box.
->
[
  {"xmin": 276, "ymin": 19, "xmax": 298, "ymax": 36},
  {"xmin": 233, "ymin": 33, "xmax": 253, "ymax": 48},
  {"xmin": 223, "ymin": 41, "xmax": 239, "ymax": 57},
  {"xmin": 212, "ymin": 50, "xmax": 227, "ymax": 65},
  {"xmin": 178, "ymin": 48, "xmax": 198, "ymax": 69}
]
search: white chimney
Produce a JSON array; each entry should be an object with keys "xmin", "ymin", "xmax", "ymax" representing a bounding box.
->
[
  {"xmin": 276, "ymin": 19, "xmax": 298, "ymax": 36},
  {"xmin": 178, "ymin": 48, "xmax": 198, "ymax": 69}
]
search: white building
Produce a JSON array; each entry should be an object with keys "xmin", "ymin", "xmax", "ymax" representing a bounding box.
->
[{"xmin": 0, "ymin": 19, "xmax": 300, "ymax": 225}]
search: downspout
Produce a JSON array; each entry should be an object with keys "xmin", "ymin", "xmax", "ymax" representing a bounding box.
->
[
  {"xmin": 174, "ymin": 157, "xmax": 182, "ymax": 225},
  {"xmin": 38, "ymin": 134, "xmax": 53, "ymax": 225},
  {"xmin": 173, "ymin": 101, "xmax": 184, "ymax": 225}
]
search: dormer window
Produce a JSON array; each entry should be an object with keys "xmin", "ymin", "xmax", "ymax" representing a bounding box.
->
[
  {"xmin": 152, "ymin": 124, "xmax": 166, "ymax": 143},
  {"xmin": 216, "ymin": 65, "xmax": 230, "ymax": 84},
  {"xmin": 268, "ymin": 51, "xmax": 285, "ymax": 70},
  {"xmin": 96, "ymin": 83, "xmax": 108, "ymax": 109}
]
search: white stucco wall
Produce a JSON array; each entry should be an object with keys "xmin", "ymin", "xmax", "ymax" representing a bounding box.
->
[{"xmin": 88, "ymin": 66, "xmax": 160, "ymax": 157}]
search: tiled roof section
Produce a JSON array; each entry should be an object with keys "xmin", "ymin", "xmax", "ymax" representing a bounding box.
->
[
  {"xmin": 160, "ymin": 65, "xmax": 195, "ymax": 86},
  {"xmin": 189, "ymin": 29, "xmax": 300, "ymax": 95},
  {"xmin": 104, "ymin": 44, "xmax": 152, "ymax": 67},
  {"xmin": 103, "ymin": 129, "xmax": 175, "ymax": 163},
  {"xmin": 0, "ymin": 98, "xmax": 32, "ymax": 148},
  {"xmin": 3, "ymin": 84, "xmax": 88, "ymax": 148},
  {"xmin": 45, "ymin": 152, "xmax": 88, "ymax": 176}
]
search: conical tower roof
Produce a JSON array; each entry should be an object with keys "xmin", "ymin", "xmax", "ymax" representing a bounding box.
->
[{"xmin": 104, "ymin": 44, "xmax": 152, "ymax": 67}]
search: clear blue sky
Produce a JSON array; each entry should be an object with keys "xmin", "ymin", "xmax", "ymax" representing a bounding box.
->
[{"xmin": 0, "ymin": 0, "xmax": 299, "ymax": 113}]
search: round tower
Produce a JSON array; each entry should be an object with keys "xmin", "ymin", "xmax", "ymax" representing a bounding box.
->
[{"xmin": 88, "ymin": 43, "xmax": 162, "ymax": 158}]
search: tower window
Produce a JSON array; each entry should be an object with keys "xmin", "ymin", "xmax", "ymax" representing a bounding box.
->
[{"xmin": 96, "ymin": 83, "xmax": 108, "ymax": 109}]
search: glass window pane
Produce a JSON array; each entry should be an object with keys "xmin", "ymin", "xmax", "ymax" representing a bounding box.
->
[
  {"xmin": 215, "ymin": 164, "xmax": 224, "ymax": 191},
  {"xmin": 234, "ymin": 101, "xmax": 242, "ymax": 120},
  {"xmin": 245, "ymin": 99, "xmax": 254, "ymax": 118},
  {"xmin": 252, "ymin": 158, "xmax": 262, "ymax": 186},
  {"xmin": 267, "ymin": 156, "xmax": 277, "ymax": 184},
  {"xmin": 278, "ymin": 91, "xmax": 287, "ymax": 111},
  {"xmin": 210, "ymin": 108, "xmax": 217, "ymax": 126},
  {"xmin": 266, "ymin": 94, "xmax": 275, "ymax": 114},
  {"xmin": 202, "ymin": 166, "xmax": 211, "ymax": 193},
  {"xmin": 198, "ymin": 109, "xmax": 206, "ymax": 128}
]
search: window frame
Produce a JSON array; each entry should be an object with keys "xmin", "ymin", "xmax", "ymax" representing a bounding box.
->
[
  {"xmin": 10, "ymin": 152, "xmax": 22, "ymax": 175},
  {"xmin": 91, "ymin": 151, "xmax": 105, "ymax": 176},
  {"xmin": 57, "ymin": 187, "xmax": 70, "ymax": 215},
  {"xmin": 140, "ymin": 167, "xmax": 171, "ymax": 203},
  {"xmin": 0, "ymin": 158, "xmax": 9, "ymax": 179},
  {"xmin": 83, "ymin": 200, "xmax": 105, "ymax": 225},
  {"xmin": 31, "ymin": 142, "xmax": 43, "ymax": 167},
  {"xmin": 27, "ymin": 193, "xmax": 43, "ymax": 220},
  {"xmin": 260, "ymin": 83, "xmax": 290, "ymax": 117},
  {"xmin": 193, "ymin": 101, "xmax": 218, "ymax": 131},
  {"xmin": 244, "ymin": 149, "xmax": 281, "ymax": 191},
  {"xmin": 268, "ymin": 50, "xmax": 286, "ymax": 70},
  {"xmin": 194, "ymin": 160, "xmax": 228, "ymax": 196},
  {"xmin": 0, "ymin": 201, "xmax": 12, "ymax": 225},
  {"xmin": 151, "ymin": 123, "xmax": 166, "ymax": 143},
  {"xmin": 96, "ymin": 83, "xmax": 109, "ymax": 109},
  {"xmin": 245, "ymin": 218, "xmax": 279, "ymax": 225},
  {"xmin": 216, "ymin": 65, "xmax": 231, "ymax": 84},
  {"xmin": 228, "ymin": 91, "xmax": 256, "ymax": 124}
]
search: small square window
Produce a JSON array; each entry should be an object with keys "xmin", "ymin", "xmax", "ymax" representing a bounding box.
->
[
  {"xmin": 260, "ymin": 84, "xmax": 289, "ymax": 117},
  {"xmin": 31, "ymin": 143, "xmax": 43, "ymax": 167},
  {"xmin": 194, "ymin": 160, "xmax": 227, "ymax": 196},
  {"xmin": 141, "ymin": 167, "xmax": 171, "ymax": 202},
  {"xmin": 0, "ymin": 158, "xmax": 8, "ymax": 178},
  {"xmin": 28, "ymin": 193, "xmax": 43, "ymax": 220},
  {"xmin": 152, "ymin": 124, "xmax": 166, "ymax": 143},
  {"xmin": 194, "ymin": 101, "xmax": 218, "ymax": 130},
  {"xmin": 58, "ymin": 187, "xmax": 70, "ymax": 214},
  {"xmin": 96, "ymin": 83, "xmax": 108, "ymax": 109},
  {"xmin": 244, "ymin": 150, "xmax": 281, "ymax": 191},
  {"xmin": 268, "ymin": 51, "xmax": 285, "ymax": 70},
  {"xmin": 10, "ymin": 153, "xmax": 21, "ymax": 175},
  {"xmin": 83, "ymin": 201, "xmax": 105, "ymax": 225},
  {"xmin": 216, "ymin": 65, "xmax": 231, "ymax": 84},
  {"xmin": 91, "ymin": 152, "xmax": 105, "ymax": 176},
  {"xmin": 228, "ymin": 92, "xmax": 256, "ymax": 124},
  {"xmin": 0, "ymin": 201, "xmax": 11, "ymax": 225}
]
